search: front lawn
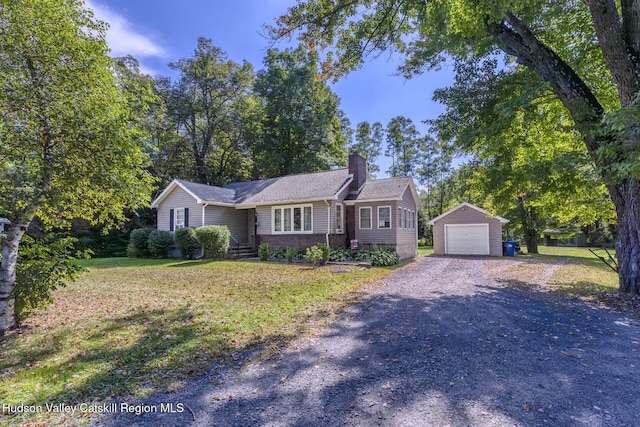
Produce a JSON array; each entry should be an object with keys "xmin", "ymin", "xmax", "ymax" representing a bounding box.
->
[
  {"xmin": 0, "ymin": 258, "xmax": 395, "ymax": 426},
  {"xmin": 534, "ymin": 246, "xmax": 619, "ymax": 294},
  {"xmin": 518, "ymin": 246, "xmax": 638, "ymax": 318}
]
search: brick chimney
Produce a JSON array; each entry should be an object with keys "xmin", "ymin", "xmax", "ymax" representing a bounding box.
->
[{"xmin": 348, "ymin": 152, "xmax": 367, "ymax": 193}]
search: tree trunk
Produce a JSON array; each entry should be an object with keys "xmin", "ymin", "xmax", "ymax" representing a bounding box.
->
[
  {"xmin": 524, "ymin": 228, "xmax": 539, "ymax": 254},
  {"xmin": 0, "ymin": 225, "xmax": 26, "ymax": 334},
  {"xmin": 612, "ymin": 177, "xmax": 640, "ymax": 294}
]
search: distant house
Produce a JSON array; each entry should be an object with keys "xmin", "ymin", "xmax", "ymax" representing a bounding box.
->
[
  {"xmin": 428, "ymin": 202, "xmax": 509, "ymax": 256},
  {"xmin": 152, "ymin": 153, "xmax": 420, "ymax": 259}
]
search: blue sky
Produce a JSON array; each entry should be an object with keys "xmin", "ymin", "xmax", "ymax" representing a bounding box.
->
[{"xmin": 87, "ymin": 0, "xmax": 455, "ymax": 177}]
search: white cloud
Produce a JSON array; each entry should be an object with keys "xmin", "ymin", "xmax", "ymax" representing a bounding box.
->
[{"xmin": 86, "ymin": 1, "xmax": 166, "ymax": 58}]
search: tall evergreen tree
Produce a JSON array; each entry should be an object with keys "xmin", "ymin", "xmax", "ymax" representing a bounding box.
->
[
  {"xmin": 349, "ymin": 121, "xmax": 384, "ymax": 176},
  {"xmin": 385, "ymin": 116, "xmax": 420, "ymax": 177}
]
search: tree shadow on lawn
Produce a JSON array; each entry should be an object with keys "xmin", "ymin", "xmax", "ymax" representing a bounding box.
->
[
  {"xmin": 0, "ymin": 306, "xmax": 237, "ymax": 425},
  {"xmin": 102, "ymin": 283, "xmax": 640, "ymax": 427}
]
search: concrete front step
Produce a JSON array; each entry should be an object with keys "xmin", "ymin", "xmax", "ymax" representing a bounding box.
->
[{"xmin": 229, "ymin": 245, "xmax": 258, "ymax": 258}]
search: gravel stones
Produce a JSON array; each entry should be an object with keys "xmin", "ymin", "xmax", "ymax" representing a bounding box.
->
[{"xmin": 97, "ymin": 256, "xmax": 639, "ymax": 427}]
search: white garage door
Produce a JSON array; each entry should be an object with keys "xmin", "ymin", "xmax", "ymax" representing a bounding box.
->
[{"xmin": 445, "ymin": 224, "xmax": 490, "ymax": 255}]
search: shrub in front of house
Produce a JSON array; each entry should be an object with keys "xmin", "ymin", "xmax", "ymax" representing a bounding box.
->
[
  {"xmin": 327, "ymin": 246, "xmax": 400, "ymax": 266},
  {"xmin": 304, "ymin": 245, "xmax": 324, "ymax": 265},
  {"xmin": 285, "ymin": 247, "xmax": 297, "ymax": 263},
  {"xmin": 271, "ymin": 246, "xmax": 286, "ymax": 259},
  {"xmin": 329, "ymin": 247, "xmax": 358, "ymax": 262},
  {"xmin": 194, "ymin": 225, "xmax": 230, "ymax": 259},
  {"xmin": 147, "ymin": 230, "xmax": 173, "ymax": 258},
  {"xmin": 317, "ymin": 243, "xmax": 331, "ymax": 265},
  {"xmin": 369, "ymin": 248, "xmax": 400, "ymax": 267},
  {"xmin": 174, "ymin": 227, "xmax": 201, "ymax": 260},
  {"xmin": 127, "ymin": 227, "xmax": 155, "ymax": 258},
  {"xmin": 258, "ymin": 242, "xmax": 270, "ymax": 261}
]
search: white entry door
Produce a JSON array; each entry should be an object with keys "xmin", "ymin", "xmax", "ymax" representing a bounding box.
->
[{"xmin": 445, "ymin": 224, "xmax": 490, "ymax": 255}]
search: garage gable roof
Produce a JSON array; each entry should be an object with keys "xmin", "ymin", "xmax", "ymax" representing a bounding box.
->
[{"xmin": 427, "ymin": 202, "xmax": 509, "ymax": 225}]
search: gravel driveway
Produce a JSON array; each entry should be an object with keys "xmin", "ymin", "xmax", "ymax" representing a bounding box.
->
[{"xmin": 98, "ymin": 256, "xmax": 640, "ymax": 427}]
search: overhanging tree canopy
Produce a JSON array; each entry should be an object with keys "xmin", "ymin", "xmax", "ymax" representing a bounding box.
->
[
  {"xmin": 274, "ymin": 0, "xmax": 640, "ymax": 293},
  {"xmin": 0, "ymin": 0, "xmax": 155, "ymax": 332}
]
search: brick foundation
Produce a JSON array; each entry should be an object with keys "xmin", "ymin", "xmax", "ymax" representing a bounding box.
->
[{"xmin": 257, "ymin": 234, "xmax": 349, "ymax": 250}]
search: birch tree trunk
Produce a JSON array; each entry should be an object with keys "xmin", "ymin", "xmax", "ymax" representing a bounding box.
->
[{"xmin": 0, "ymin": 225, "xmax": 27, "ymax": 334}]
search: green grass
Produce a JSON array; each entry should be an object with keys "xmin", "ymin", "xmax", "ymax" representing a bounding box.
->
[
  {"xmin": 536, "ymin": 245, "xmax": 616, "ymax": 264},
  {"xmin": 418, "ymin": 245, "xmax": 433, "ymax": 256},
  {"xmin": 528, "ymin": 246, "xmax": 619, "ymax": 296},
  {"xmin": 0, "ymin": 258, "xmax": 396, "ymax": 426}
]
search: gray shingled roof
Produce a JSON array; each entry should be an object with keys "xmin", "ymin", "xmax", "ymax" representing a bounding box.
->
[
  {"xmin": 163, "ymin": 170, "xmax": 414, "ymax": 207},
  {"xmin": 347, "ymin": 177, "xmax": 412, "ymax": 201},
  {"xmin": 176, "ymin": 179, "xmax": 237, "ymax": 205},
  {"xmin": 226, "ymin": 168, "xmax": 350, "ymax": 205}
]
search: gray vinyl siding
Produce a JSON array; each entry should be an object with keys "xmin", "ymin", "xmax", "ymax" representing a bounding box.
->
[
  {"xmin": 256, "ymin": 206, "xmax": 271, "ymax": 235},
  {"xmin": 354, "ymin": 201, "xmax": 397, "ymax": 246},
  {"xmin": 432, "ymin": 207, "xmax": 504, "ymax": 256},
  {"xmin": 256, "ymin": 201, "xmax": 330, "ymax": 236},
  {"xmin": 156, "ymin": 186, "xmax": 201, "ymax": 231},
  {"xmin": 313, "ymin": 201, "xmax": 330, "ymax": 234},
  {"xmin": 247, "ymin": 208, "xmax": 256, "ymax": 248},
  {"xmin": 204, "ymin": 206, "xmax": 248, "ymax": 244},
  {"xmin": 395, "ymin": 187, "xmax": 418, "ymax": 258}
]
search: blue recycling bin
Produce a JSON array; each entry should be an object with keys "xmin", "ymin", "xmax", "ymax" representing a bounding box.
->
[{"xmin": 503, "ymin": 241, "xmax": 516, "ymax": 257}]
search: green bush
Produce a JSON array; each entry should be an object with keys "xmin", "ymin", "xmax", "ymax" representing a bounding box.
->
[
  {"xmin": 147, "ymin": 230, "xmax": 174, "ymax": 258},
  {"xmin": 369, "ymin": 248, "xmax": 400, "ymax": 267},
  {"xmin": 327, "ymin": 247, "xmax": 399, "ymax": 266},
  {"xmin": 304, "ymin": 245, "xmax": 324, "ymax": 266},
  {"xmin": 174, "ymin": 227, "xmax": 201, "ymax": 259},
  {"xmin": 194, "ymin": 225, "xmax": 230, "ymax": 259},
  {"xmin": 354, "ymin": 250, "xmax": 372, "ymax": 261},
  {"xmin": 329, "ymin": 247, "xmax": 358, "ymax": 262},
  {"xmin": 271, "ymin": 246, "xmax": 286, "ymax": 259},
  {"xmin": 317, "ymin": 243, "xmax": 331, "ymax": 265},
  {"xmin": 127, "ymin": 227, "xmax": 155, "ymax": 258},
  {"xmin": 258, "ymin": 242, "xmax": 270, "ymax": 261},
  {"xmin": 13, "ymin": 234, "xmax": 90, "ymax": 324},
  {"xmin": 285, "ymin": 247, "xmax": 297, "ymax": 263}
]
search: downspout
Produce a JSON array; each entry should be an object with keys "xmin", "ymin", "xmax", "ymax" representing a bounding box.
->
[
  {"xmin": 324, "ymin": 199, "xmax": 331, "ymax": 246},
  {"xmin": 202, "ymin": 203, "xmax": 209, "ymax": 226}
]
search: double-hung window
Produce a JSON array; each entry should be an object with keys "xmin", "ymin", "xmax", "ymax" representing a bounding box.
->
[
  {"xmin": 175, "ymin": 208, "xmax": 185, "ymax": 229},
  {"xmin": 273, "ymin": 205, "xmax": 313, "ymax": 233},
  {"xmin": 336, "ymin": 204, "xmax": 344, "ymax": 234},
  {"xmin": 359, "ymin": 207, "xmax": 372, "ymax": 229},
  {"xmin": 378, "ymin": 206, "xmax": 391, "ymax": 229}
]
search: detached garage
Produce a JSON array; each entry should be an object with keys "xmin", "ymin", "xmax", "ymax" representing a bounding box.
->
[{"xmin": 428, "ymin": 202, "xmax": 509, "ymax": 256}]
